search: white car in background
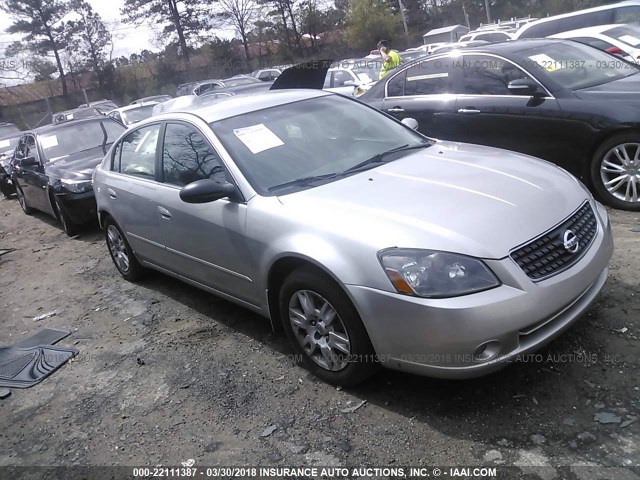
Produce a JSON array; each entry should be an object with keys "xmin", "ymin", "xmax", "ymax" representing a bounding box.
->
[
  {"xmin": 458, "ymin": 30, "xmax": 514, "ymax": 42},
  {"xmin": 324, "ymin": 59, "xmax": 382, "ymax": 96},
  {"xmin": 107, "ymin": 102, "xmax": 158, "ymax": 127},
  {"xmin": 550, "ymin": 24, "xmax": 640, "ymax": 62}
]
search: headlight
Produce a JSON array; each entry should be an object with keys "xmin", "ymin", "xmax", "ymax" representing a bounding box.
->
[
  {"xmin": 378, "ymin": 249, "xmax": 500, "ymax": 298},
  {"xmin": 61, "ymin": 179, "xmax": 93, "ymax": 193}
]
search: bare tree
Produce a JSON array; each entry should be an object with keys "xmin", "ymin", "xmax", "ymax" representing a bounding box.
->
[{"xmin": 215, "ymin": 0, "xmax": 257, "ymax": 60}]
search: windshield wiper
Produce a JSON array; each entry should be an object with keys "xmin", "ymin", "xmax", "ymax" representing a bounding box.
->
[
  {"xmin": 268, "ymin": 172, "xmax": 339, "ymax": 192},
  {"xmin": 343, "ymin": 143, "xmax": 431, "ymax": 175}
]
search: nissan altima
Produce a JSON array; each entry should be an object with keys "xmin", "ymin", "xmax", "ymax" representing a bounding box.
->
[{"xmin": 93, "ymin": 90, "xmax": 613, "ymax": 385}]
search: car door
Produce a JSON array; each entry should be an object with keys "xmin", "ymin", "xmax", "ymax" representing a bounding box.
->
[
  {"xmin": 16, "ymin": 134, "xmax": 50, "ymax": 212},
  {"xmin": 380, "ymin": 56, "xmax": 461, "ymax": 139},
  {"xmin": 153, "ymin": 121, "xmax": 256, "ymax": 305},
  {"xmin": 452, "ymin": 54, "xmax": 567, "ymax": 162},
  {"xmin": 105, "ymin": 123, "xmax": 168, "ymax": 264}
]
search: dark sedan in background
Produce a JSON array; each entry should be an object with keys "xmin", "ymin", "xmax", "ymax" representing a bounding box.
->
[
  {"xmin": 359, "ymin": 39, "xmax": 640, "ymax": 210},
  {"xmin": 12, "ymin": 117, "xmax": 125, "ymax": 235}
]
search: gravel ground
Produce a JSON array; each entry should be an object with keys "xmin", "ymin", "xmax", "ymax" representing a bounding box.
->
[{"xmin": 0, "ymin": 197, "xmax": 638, "ymax": 479}]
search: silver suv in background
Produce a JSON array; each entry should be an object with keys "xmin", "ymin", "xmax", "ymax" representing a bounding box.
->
[{"xmin": 93, "ymin": 90, "xmax": 613, "ymax": 385}]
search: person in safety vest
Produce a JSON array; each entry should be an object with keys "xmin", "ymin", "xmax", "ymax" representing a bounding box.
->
[{"xmin": 377, "ymin": 39, "xmax": 400, "ymax": 80}]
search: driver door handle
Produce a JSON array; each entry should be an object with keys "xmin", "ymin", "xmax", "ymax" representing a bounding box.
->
[
  {"xmin": 157, "ymin": 206, "xmax": 172, "ymax": 220},
  {"xmin": 108, "ymin": 188, "xmax": 117, "ymax": 199},
  {"xmin": 458, "ymin": 108, "xmax": 481, "ymax": 114},
  {"xmin": 388, "ymin": 107, "xmax": 405, "ymax": 113}
]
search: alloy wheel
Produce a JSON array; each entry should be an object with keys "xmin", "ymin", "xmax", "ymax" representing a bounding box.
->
[
  {"xmin": 288, "ymin": 290, "xmax": 351, "ymax": 372},
  {"xmin": 106, "ymin": 224, "xmax": 130, "ymax": 273},
  {"xmin": 600, "ymin": 142, "xmax": 640, "ymax": 204}
]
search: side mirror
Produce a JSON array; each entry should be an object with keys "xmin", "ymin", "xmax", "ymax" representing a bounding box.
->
[
  {"xmin": 401, "ymin": 117, "xmax": 419, "ymax": 130},
  {"xmin": 179, "ymin": 179, "xmax": 237, "ymax": 204},
  {"xmin": 508, "ymin": 79, "xmax": 544, "ymax": 97},
  {"xmin": 20, "ymin": 156, "xmax": 38, "ymax": 168}
]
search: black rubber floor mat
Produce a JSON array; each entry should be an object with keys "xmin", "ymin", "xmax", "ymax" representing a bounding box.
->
[
  {"xmin": 13, "ymin": 328, "xmax": 71, "ymax": 348},
  {"xmin": 0, "ymin": 345, "xmax": 78, "ymax": 388}
]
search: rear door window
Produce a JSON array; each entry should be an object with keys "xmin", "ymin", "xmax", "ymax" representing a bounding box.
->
[{"xmin": 403, "ymin": 58, "xmax": 453, "ymax": 96}]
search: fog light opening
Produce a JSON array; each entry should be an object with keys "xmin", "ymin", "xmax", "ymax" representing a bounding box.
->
[{"xmin": 473, "ymin": 340, "xmax": 501, "ymax": 362}]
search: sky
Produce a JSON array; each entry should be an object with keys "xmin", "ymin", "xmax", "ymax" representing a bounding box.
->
[{"xmin": 0, "ymin": 0, "xmax": 170, "ymax": 85}]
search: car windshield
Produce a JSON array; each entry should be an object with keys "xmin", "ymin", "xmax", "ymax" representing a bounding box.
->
[
  {"xmin": 351, "ymin": 59, "xmax": 382, "ymax": 83},
  {"xmin": 211, "ymin": 95, "xmax": 431, "ymax": 195},
  {"xmin": 606, "ymin": 25, "xmax": 640, "ymax": 49},
  {"xmin": 517, "ymin": 42, "xmax": 639, "ymax": 90},
  {"xmin": 38, "ymin": 119, "xmax": 126, "ymax": 162},
  {"xmin": 0, "ymin": 136, "xmax": 19, "ymax": 156},
  {"xmin": 122, "ymin": 105, "xmax": 155, "ymax": 124}
]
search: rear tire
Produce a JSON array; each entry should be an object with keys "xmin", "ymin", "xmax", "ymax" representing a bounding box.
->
[
  {"xmin": 591, "ymin": 132, "xmax": 640, "ymax": 211},
  {"xmin": 16, "ymin": 185, "xmax": 33, "ymax": 215},
  {"xmin": 279, "ymin": 266, "xmax": 379, "ymax": 386},
  {"xmin": 104, "ymin": 216, "xmax": 146, "ymax": 281}
]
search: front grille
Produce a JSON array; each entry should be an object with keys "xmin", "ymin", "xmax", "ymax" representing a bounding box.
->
[{"xmin": 510, "ymin": 202, "xmax": 598, "ymax": 281}]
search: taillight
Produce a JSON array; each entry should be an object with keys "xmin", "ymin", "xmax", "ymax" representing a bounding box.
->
[{"xmin": 606, "ymin": 46, "xmax": 624, "ymax": 55}]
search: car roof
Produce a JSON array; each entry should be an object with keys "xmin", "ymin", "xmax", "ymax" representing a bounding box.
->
[
  {"xmin": 550, "ymin": 23, "xmax": 632, "ymax": 37},
  {"xmin": 113, "ymin": 103, "xmax": 158, "ymax": 113},
  {"xmin": 515, "ymin": 0, "xmax": 640, "ymax": 37},
  {"xmin": 156, "ymin": 89, "xmax": 330, "ymax": 124},
  {"xmin": 29, "ymin": 116, "xmax": 114, "ymax": 135},
  {"xmin": 436, "ymin": 37, "xmax": 570, "ymax": 56}
]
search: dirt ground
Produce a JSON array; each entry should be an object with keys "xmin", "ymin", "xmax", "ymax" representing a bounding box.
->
[{"xmin": 0, "ymin": 196, "xmax": 638, "ymax": 479}]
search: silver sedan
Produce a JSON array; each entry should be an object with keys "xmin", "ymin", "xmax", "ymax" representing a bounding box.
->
[{"xmin": 93, "ymin": 90, "xmax": 613, "ymax": 385}]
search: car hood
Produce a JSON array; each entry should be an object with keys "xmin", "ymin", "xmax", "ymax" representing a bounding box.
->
[
  {"xmin": 278, "ymin": 141, "xmax": 589, "ymax": 259},
  {"xmin": 574, "ymin": 73, "xmax": 640, "ymax": 101},
  {"xmin": 45, "ymin": 145, "xmax": 108, "ymax": 180}
]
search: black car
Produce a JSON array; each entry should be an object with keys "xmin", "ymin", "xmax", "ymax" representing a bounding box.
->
[
  {"xmin": 0, "ymin": 132, "xmax": 21, "ymax": 198},
  {"xmin": 12, "ymin": 117, "xmax": 125, "ymax": 235},
  {"xmin": 358, "ymin": 38, "xmax": 640, "ymax": 210}
]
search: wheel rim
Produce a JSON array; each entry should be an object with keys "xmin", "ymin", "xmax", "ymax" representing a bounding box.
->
[
  {"xmin": 600, "ymin": 143, "xmax": 640, "ymax": 203},
  {"xmin": 106, "ymin": 225, "xmax": 130, "ymax": 273},
  {"xmin": 288, "ymin": 290, "xmax": 351, "ymax": 372}
]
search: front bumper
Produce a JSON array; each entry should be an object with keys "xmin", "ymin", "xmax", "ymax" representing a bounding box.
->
[
  {"xmin": 56, "ymin": 190, "xmax": 98, "ymax": 225},
  {"xmin": 345, "ymin": 201, "xmax": 614, "ymax": 379}
]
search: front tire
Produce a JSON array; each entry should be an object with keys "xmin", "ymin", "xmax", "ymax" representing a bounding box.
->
[
  {"xmin": 279, "ymin": 266, "xmax": 378, "ymax": 386},
  {"xmin": 591, "ymin": 133, "xmax": 640, "ymax": 211},
  {"xmin": 53, "ymin": 197, "xmax": 79, "ymax": 237},
  {"xmin": 104, "ymin": 216, "xmax": 146, "ymax": 281},
  {"xmin": 16, "ymin": 185, "xmax": 33, "ymax": 215}
]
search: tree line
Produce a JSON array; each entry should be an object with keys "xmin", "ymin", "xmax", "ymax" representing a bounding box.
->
[{"xmin": 2, "ymin": 0, "xmax": 618, "ymax": 96}]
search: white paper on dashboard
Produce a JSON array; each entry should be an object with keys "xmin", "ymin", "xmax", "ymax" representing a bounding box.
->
[
  {"xmin": 233, "ymin": 123, "xmax": 284, "ymax": 154},
  {"xmin": 40, "ymin": 135, "xmax": 59, "ymax": 149},
  {"xmin": 529, "ymin": 53, "xmax": 563, "ymax": 71}
]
